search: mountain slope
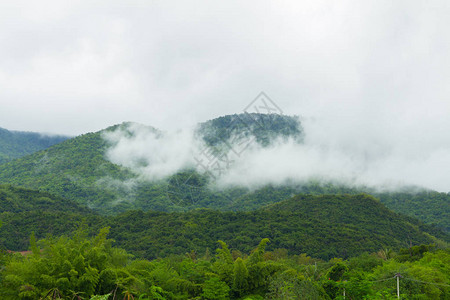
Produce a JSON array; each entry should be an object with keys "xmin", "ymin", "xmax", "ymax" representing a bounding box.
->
[
  {"xmin": 0, "ymin": 125, "xmax": 139, "ymax": 212},
  {"xmin": 1, "ymin": 192, "xmax": 446, "ymax": 261},
  {"xmin": 0, "ymin": 127, "xmax": 68, "ymax": 164},
  {"xmin": 376, "ymin": 191, "xmax": 450, "ymax": 231},
  {"xmin": 0, "ymin": 115, "xmax": 447, "ymax": 232},
  {"xmin": 107, "ymin": 193, "xmax": 448, "ymax": 260},
  {"xmin": 197, "ymin": 113, "xmax": 303, "ymax": 147},
  {"xmin": 0, "ymin": 184, "xmax": 91, "ymax": 214},
  {"xmin": 0, "ymin": 115, "xmax": 304, "ymax": 213},
  {"xmin": 0, "ymin": 184, "xmax": 100, "ymax": 251}
]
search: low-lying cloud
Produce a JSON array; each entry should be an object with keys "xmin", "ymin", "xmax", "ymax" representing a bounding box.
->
[
  {"xmin": 103, "ymin": 123, "xmax": 199, "ymax": 181},
  {"xmin": 102, "ymin": 116, "xmax": 450, "ymax": 193}
]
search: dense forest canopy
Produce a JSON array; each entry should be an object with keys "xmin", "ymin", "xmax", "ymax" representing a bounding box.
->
[{"xmin": 0, "ymin": 187, "xmax": 447, "ymax": 260}]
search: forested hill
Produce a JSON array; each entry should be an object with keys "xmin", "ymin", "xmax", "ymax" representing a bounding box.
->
[
  {"xmin": 0, "ymin": 126, "xmax": 137, "ymax": 213},
  {"xmin": 106, "ymin": 194, "xmax": 448, "ymax": 260},
  {"xmin": 0, "ymin": 184, "xmax": 100, "ymax": 251},
  {"xmin": 1, "ymin": 192, "xmax": 447, "ymax": 261},
  {"xmin": 0, "ymin": 115, "xmax": 304, "ymax": 214},
  {"xmin": 0, "ymin": 115, "xmax": 448, "ymax": 232},
  {"xmin": 197, "ymin": 113, "xmax": 303, "ymax": 146},
  {"xmin": 0, "ymin": 184, "xmax": 91, "ymax": 214},
  {"xmin": 0, "ymin": 127, "xmax": 68, "ymax": 164}
]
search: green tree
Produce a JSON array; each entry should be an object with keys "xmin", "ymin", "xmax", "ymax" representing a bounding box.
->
[
  {"xmin": 232, "ymin": 258, "xmax": 249, "ymax": 296},
  {"xmin": 202, "ymin": 277, "xmax": 230, "ymax": 300},
  {"xmin": 213, "ymin": 241, "xmax": 234, "ymax": 286},
  {"xmin": 0, "ymin": 227, "xmax": 131, "ymax": 299}
]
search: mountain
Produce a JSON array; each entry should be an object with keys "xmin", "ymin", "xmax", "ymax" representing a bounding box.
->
[
  {"xmin": 375, "ymin": 190, "xmax": 450, "ymax": 231},
  {"xmin": 0, "ymin": 115, "xmax": 304, "ymax": 214},
  {"xmin": 0, "ymin": 124, "xmax": 138, "ymax": 213},
  {"xmin": 0, "ymin": 127, "xmax": 69, "ymax": 164},
  {"xmin": 0, "ymin": 115, "xmax": 448, "ymax": 232}
]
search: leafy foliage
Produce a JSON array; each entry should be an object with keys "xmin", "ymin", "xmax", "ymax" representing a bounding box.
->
[
  {"xmin": 0, "ymin": 184, "xmax": 90, "ymax": 214},
  {"xmin": 0, "ymin": 184, "xmax": 100, "ymax": 251},
  {"xmin": 1, "ymin": 227, "xmax": 132, "ymax": 299},
  {"xmin": 1, "ymin": 228, "xmax": 448, "ymax": 299}
]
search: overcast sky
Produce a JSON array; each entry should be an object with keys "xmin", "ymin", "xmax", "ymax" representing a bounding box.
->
[
  {"xmin": 2, "ymin": 1, "xmax": 449, "ymax": 191},
  {"xmin": 0, "ymin": 0, "xmax": 448, "ymax": 135}
]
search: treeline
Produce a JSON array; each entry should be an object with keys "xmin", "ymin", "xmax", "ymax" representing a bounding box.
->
[{"xmin": 0, "ymin": 227, "xmax": 448, "ymax": 299}]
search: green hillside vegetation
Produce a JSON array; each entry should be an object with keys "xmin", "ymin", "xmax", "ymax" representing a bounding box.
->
[
  {"xmin": 0, "ymin": 127, "xmax": 68, "ymax": 164},
  {"xmin": 1, "ymin": 192, "xmax": 447, "ymax": 262},
  {"xmin": 0, "ymin": 117, "xmax": 448, "ymax": 299},
  {"xmin": 0, "ymin": 115, "xmax": 448, "ymax": 232},
  {"xmin": 197, "ymin": 113, "xmax": 303, "ymax": 147},
  {"xmin": 0, "ymin": 126, "xmax": 137, "ymax": 213},
  {"xmin": 376, "ymin": 191, "xmax": 450, "ymax": 231},
  {"xmin": 0, "ymin": 184, "xmax": 90, "ymax": 214},
  {"xmin": 106, "ymin": 194, "xmax": 448, "ymax": 261},
  {"xmin": 0, "ymin": 184, "xmax": 100, "ymax": 251},
  {"xmin": 0, "ymin": 115, "xmax": 304, "ymax": 214},
  {"xmin": 0, "ymin": 227, "xmax": 448, "ymax": 299}
]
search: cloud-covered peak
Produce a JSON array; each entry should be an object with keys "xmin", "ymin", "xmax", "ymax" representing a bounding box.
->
[{"xmin": 102, "ymin": 113, "xmax": 450, "ymax": 192}]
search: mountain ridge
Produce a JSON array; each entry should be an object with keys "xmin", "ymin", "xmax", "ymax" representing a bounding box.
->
[
  {"xmin": 0, "ymin": 114, "xmax": 448, "ymax": 231},
  {"xmin": 0, "ymin": 126, "xmax": 69, "ymax": 164}
]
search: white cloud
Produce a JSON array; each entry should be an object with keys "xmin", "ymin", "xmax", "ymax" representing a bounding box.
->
[{"xmin": 103, "ymin": 123, "xmax": 199, "ymax": 181}]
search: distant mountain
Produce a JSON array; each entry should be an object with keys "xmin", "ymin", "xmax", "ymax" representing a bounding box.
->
[
  {"xmin": 0, "ymin": 115, "xmax": 447, "ymax": 232},
  {"xmin": 0, "ymin": 127, "xmax": 69, "ymax": 164}
]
